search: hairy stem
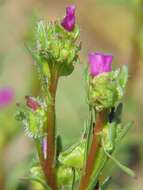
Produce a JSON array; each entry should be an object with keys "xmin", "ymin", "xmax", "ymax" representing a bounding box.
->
[
  {"xmin": 78, "ymin": 111, "xmax": 105, "ymax": 190},
  {"xmin": 40, "ymin": 71, "xmax": 59, "ymax": 190}
]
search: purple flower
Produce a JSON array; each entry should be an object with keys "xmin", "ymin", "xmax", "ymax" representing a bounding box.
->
[
  {"xmin": 88, "ymin": 52, "xmax": 113, "ymax": 77},
  {"xmin": 61, "ymin": 5, "xmax": 76, "ymax": 32},
  {"xmin": 0, "ymin": 87, "xmax": 14, "ymax": 108}
]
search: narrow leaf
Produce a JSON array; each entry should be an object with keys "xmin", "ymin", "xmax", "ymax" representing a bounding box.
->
[
  {"xmin": 71, "ymin": 168, "xmax": 76, "ymax": 190},
  {"xmin": 102, "ymin": 139, "xmax": 136, "ymax": 178},
  {"xmin": 100, "ymin": 177, "xmax": 111, "ymax": 190},
  {"xmin": 22, "ymin": 176, "xmax": 51, "ymax": 190},
  {"xmin": 116, "ymin": 122, "xmax": 133, "ymax": 144}
]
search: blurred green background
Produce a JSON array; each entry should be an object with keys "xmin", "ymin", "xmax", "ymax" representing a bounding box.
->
[{"xmin": 0, "ymin": 0, "xmax": 143, "ymax": 189}]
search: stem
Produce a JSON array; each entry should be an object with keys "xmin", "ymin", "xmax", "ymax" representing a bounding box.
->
[
  {"xmin": 78, "ymin": 111, "xmax": 105, "ymax": 190},
  {"xmin": 39, "ymin": 71, "xmax": 59, "ymax": 190},
  {"xmin": 87, "ymin": 148, "xmax": 107, "ymax": 190}
]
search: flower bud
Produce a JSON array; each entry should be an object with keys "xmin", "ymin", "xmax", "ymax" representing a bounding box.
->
[
  {"xmin": 88, "ymin": 59, "xmax": 128, "ymax": 111},
  {"xmin": 57, "ymin": 166, "xmax": 73, "ymax": 188},
  {"xmin": 25, "ymin": 96, "xmax": 41, "ymax": 111},
  {"xmin": 31, "ymin": 5, "xmax": 80, "ymax": 79},
  {"xmin": 61, "ymin": 5, "xmax": 76, "ymax": 32},
  {"xmin": 16, "ymin": 97, "xmax": 46, "ymax": 139}
]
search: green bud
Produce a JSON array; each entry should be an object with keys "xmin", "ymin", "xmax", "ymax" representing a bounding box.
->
[
  {"xmin": 88, "ymin": 66, "xmax": 128, "ymax": 111},
  {"xmin": 16, "ymin": 97, "xmax": 46, "ymax": 139},
  {"xmin": 30, "ymin": 166, "xmax": 44, "ymax": 179},
  {"xmin": 58, "ymin": 140, "xmax": 85, "ymax": 169},
  {"xmin": 33, "ymin": 21, "xmax": 80, "ymax": 77},
  {"xmin": 56, "ymin": 166, "xmax": 73, "ymax": 188}
]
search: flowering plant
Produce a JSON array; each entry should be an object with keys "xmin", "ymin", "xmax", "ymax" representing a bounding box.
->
[{"xmin": 16, "ymin": 5, "xmax": 135, "ymax": 190}]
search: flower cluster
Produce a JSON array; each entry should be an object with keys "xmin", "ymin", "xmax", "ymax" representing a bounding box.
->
[{"xmin": 16, "ymin": 5, "xmax": 134, "ymax": 190}]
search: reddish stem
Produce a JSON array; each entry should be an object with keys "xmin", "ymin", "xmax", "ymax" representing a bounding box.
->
[
  {"xmin": 78, "ymin": 112, "xmax": 105, "ymax": 190},
  {"xmin": 40, "ymin": 72, "xmax": 59, "ymax": 190}
]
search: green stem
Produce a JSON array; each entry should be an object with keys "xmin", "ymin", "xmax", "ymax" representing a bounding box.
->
[{"xmin": 71, "ymin": 168, "xmax": 76, "ymax": 190}]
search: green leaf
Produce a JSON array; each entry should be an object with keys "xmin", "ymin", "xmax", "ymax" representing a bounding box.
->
[
  {"xmin": 58, "ymin": 140, "xmax": 85, "ymax": 169},
  {"xmin": 71, "ymin": 168, "xmax": 76, "ymax": 190},
  {"xmin": 102, "ymin": 139, "xmax": 136, "ymax": 178},
  {"xmin": 56, "ymin": 135, "xmax": 63, "ymax": 157},
  {"xmin": 100, "ymin": 177, "xmax": 111, "ymax": 190},
  {"xmin": 25, "ymin": 44, "xmax": 41, "ymax": 63},
  {"xmin": 84, "ymin": 108, "xmax": 94, "ymax": 162},
  {"xmin": 23, "ymin": 176, "xmax": 51, "ymax": 190},
  {"xmin": 118, "ymin": 65, "xmax": 128, "ymax": 88},
  {"xmin": 59, "ymin": 63, "xmax": 74, "ymax": 76},
  {"xmin": 116, "ymin": 122, "xmax": 133, "ymax": 144}
]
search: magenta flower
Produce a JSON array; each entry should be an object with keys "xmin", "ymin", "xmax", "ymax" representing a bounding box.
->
[
  {"xmin": 0, "ymin": 87, "xmax": 14, "ymax": 108},
  {"xmin": 88, "ymin": 52, "xmax": 113, "ymax": 77},
  {"xmin": 61, "ymin": 5, "xmax": 76, "ymax": 32},
  {"xmin": 25, "ymin": 96, "xmax": 41, "ymax": 111}
]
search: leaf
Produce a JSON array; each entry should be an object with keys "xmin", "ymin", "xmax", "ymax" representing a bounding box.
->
[
  {"xmin": 100, "ymin": 177, "xmax": 111, "ymax": 190},
  {"xmin": 118, "ymin": 65, "xmax": 128, "ymax": 88},
  {"xmin": 102, "ymin": 139, "xmax": 136, "ymax": 178},
  {"xmin": 56, "ymin": 135, "xmax": 63, "ymax": 157},
  {"xmin": 59, "ymin": 63, "xmax": 74, "ymax": 76},
  {"xmin": 116, "ymin": 122, "xmax": 133, "ymax": 144},
  {"xmin": 58, "ymin": 140, "xmax": 85, "ymax": 169},
  {"xmin": 84, "ymin": 108, "xmax": 94, "ymax": 161},
  {"xmin": 25, "ymin": 44, "xmax": 40, "ymax": 63},
  {"xmin": 71, "ymin": 168, "xmax": 76, "ymax": 190},
  {"xmin": 22, "ymin": 176, "xmax": 51, "ymax": 190}
]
